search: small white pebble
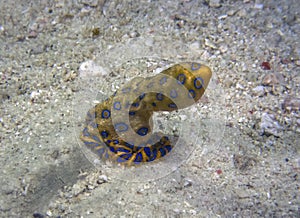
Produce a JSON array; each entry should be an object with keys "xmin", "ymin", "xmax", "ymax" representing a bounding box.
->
[
  {"xmin": 46, "ymin": 210, "xmax": 52, "ymax": 216},
  {"xmin": 254, "ymin": 3, "xmax": 264, "ymax": 9},
  {"xmin": 238, "ymin": 117, "xmax": 245, "ymax": 123},
  {"xmin": 30, "ymin": 90, "xmax": 41, "ymax": 100},
  {"xmin": 179, "ymin": 114, "xmax": 187, "ymax": 121},
  {"xmin": 189, "ymin": 209, "xmax": 197, "ymax": 215},
  {"xmin": 236, "ymin": 83, "xmax": 245, "ymax": 90},
  {"xmin": 79, "ymin": 60, "xmax": 108, "ymax": 77},
  {"xmin": 252, "ymin": 85, "xmax": 265, "ymax": 97},
  {"xmin": 218, "ymin": 14, "xmax": 228, "ymax": 20},
  {"xmin": 219, "ymin": 44, "xmax": 228, "ymax": 53},
  {"xmin": 189, "ymin": 41, "xmax": 200, "ymax": 51},
  {"xmin": 98, "ymin": 174, "xmax": 108, "ymax": 183},
  {"xmin": 183, "ymin": 178, "xmax": 193, "ymax": 187}
]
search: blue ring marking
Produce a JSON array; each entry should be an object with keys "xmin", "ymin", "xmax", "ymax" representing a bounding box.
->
[
  {"xmin": 176, "ymin": 73, "xmax": 186, "ymax": 85},
  {"xmin": 83, "ymin": 141, "xmax": 101, "ymax": 147},
  {"xmin": 82, "ymin": 127, "xmax": 90, "ymax": 137},
  {"xmin": 132, "ymin": 102, "xmax": 139, "ymax": 107},
  {"xmin": 125, "ymin": 101, "xmax": 131, "ymax": 109},
  {"xmin": 194, "ymin": 77, "xmax": 204, "ymax": 89},
  {"xmin": 168, "ymin": 103, "xmax": 177, "ymax": 109},
  {"xmin": 160, "ymin": 76, "xmax": 167, "ymax": 85},
  {"xmin": 86, "ymin": 110, "xmax": 96, "ymax": 119},
  {"xmin": 170, "ymin": 89, "xmax": 178, "ymax": 98},
  {"xmin": 117, "ymin": 157, "xmax": 128, "ymax": 163},
  {"xmin": 124, "ymin": 142, "xmax": 134, "ymax": 149},
  {"xmin": 133, "ymin": 88, "xmax": 140, "ymax": 93},
  {"xmin": 120, "ymin": 153, "xmax": 132, "ymax": 159},
  {"xmin": 188, "ymin": 89, "xmax": 196, "ymax": 99},
  {"xmin": 114, "ymin": 123, "xmax": 129, "ymax": 132},
  {"xmin": 118, "ymin": 153, "xmax": 132, "ymax": 162},
  {"xmin": 147, "ymin": 82, "xmax": 154, "ymax": 88},
  {"xmin": 165, "ymin": 145, "xmax": 172, "ymax": 152},
  {"xmin": 92, "ymin": 135, "xmax": 101, "ymax": 142},
  {"xmin": 159, "ymin": 147, "xmax": 167, "ymax": 157},
  {"xmin": 109, "ymin": 146, "xmax": 115, "ymax": 152},
  {"xmin": 149, "ymin": 149, "xmax": 157, "ymax": 161},
  {"xmin": 129, "ymin": 111, "xmax": 136, "ymax": 116},
  {"xmin": 191, "ymin": 63, "xmax": 201, "ymax": 71},
  {"xmin": 159, "ymin": 139, "xmax": 164, "ymax": 145},
  {"xmin": 116, "ymin": 147, "xmax": 130, "ymax": 153},
  {"xmin": 113, "ymin": 101, "xmax": 122, "ymax": 110},
  {"xmin": 89, "ymin": 121, "xmax": 97, "ymax": 129},
  {"xmin": 101, "ymin": 130, "xmax": 109, "ymax": 138},
  {"xmin": 122, "ymin": 87, "xmax": 131, "ymax": 93},
  {"xmin": 137, "ymin": 127, "xmax": 148, "ymax": 136},
  {"xmin": 113, "ymin": 139, "xmax": 119, "ymax": 144},
  {"xmin": 156, "ymin": 93, "xmax": 164, "ymax": 101},
  {"xmin": 104, "ymin": 152, "xmax": 110, "ymax": 159},
  {"xmin": 106, "ymin": 139, "xmax": 112, "ymax": 143},
  {"xmin": 95, "ymin": 147, "xmax": 105, "ymax": 156},
  {"xmin": 118, "ymin": 153, "xmax": 133, "ymax": 162},
  {"xmin": 101, "ymin": 109, "xmax": 111, "ymax": 119},
  {"xmin": 139, "ymin": 93, "xmax": 145, "ymax": 100},
  {"xmin": 143, "ymin": 147, "xmax": 151, "ymax": 158},
  {"xmin": 152, "ymin": 102, "xmax": 157, "ymax": 107},
  {"xmin": 134, "ymin": 152, "xmax": 143, "ymax": 162}
]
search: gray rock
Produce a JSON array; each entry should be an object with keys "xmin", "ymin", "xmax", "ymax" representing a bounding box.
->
[{"xmin": 259, "ymin": 113, "xmax": 283, "ymax": 137}]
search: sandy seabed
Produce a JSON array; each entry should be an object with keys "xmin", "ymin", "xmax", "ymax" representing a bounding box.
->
[{"xmin": 0, "ymin": 0, "xmax": 299, "ymax": 217}]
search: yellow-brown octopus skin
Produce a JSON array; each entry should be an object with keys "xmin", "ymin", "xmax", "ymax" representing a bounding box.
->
[{"xmin": 80, "ymin": 62, "xmax": 212, "ymax": 165}]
